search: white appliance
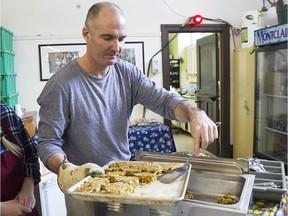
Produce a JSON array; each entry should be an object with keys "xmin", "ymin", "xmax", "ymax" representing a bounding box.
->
[{"xmin": 36, "ymin": 161, "xmax": 66, "ymax": 216}]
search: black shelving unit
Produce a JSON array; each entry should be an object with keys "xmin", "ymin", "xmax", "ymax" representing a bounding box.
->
[{"xmin": 169, "ymin": 59, "xmax": 180, "ymax": 89}]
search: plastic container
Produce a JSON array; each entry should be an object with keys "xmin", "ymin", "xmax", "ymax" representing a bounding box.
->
[
  {"xmin": 0, "ymin": 73, "xmax": 17, "ymax": 97},
  {"xmin": 0, "ymin": 92, "xmax": 19, "ymax": 109},
  {"xmin": 188, "ymin": 82, "xmax": 198, "ymax": 93},
  {"xmin": 241, "ymin": 11, "xmax": 260, "ymax": 25},
  {"xmin": 277, "ymin": 3, "xmax": 288, "ymax": 24},
  {"xmin": 241, "ymin": 11, "xmax": 260, "ymax": 48},
  {"xmin": 0, "ymin": 51, "xmax": 15, "ymax": 74},
  {"xmin": 263, "ymin": 6, "xmax": 279, "ymax": 27},
  {"xmin": 0, "ymin": 26, "xmax": 13, "ymax": 52},
  {"xmin": 249, "ymin": 160, "xmax": 286, "ymax": 201}
]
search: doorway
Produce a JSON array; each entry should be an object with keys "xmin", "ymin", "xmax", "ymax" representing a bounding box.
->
[{"xmin": 161, "ymin": 24, "xmax": 231, "ymax": 158}]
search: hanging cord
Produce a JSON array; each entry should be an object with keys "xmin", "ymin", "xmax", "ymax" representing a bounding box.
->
[
  {"xmin": 160, "ymin": 0, "xmax": 240, "ymax": 52},
  {"xmin": 146, "ymin": 16, "xmax": 193, "ymax": 79},
  {"xmin": 146, "ymin": 16, "xmax": 238, "ymax": 79},
  {"xmin": 142, "ymin": 16, "xmax": 240, "ymax": 118},
  {"xmin": 202, "ymin": 17, "xmax": 239, "ymax": 50},
  {"xmin": 142, "ymin": 17, "xmax": 193, "ymax": 118}
]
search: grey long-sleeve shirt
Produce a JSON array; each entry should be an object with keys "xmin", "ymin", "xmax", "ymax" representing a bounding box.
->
[{"xmin": 37, "ymin": 58, "xmax": 184, "ymax": 167}]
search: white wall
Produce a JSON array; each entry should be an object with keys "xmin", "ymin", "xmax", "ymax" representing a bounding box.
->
[{"xmin": 1, "ymin": 0, "xmax": 262, "ymax": 122}]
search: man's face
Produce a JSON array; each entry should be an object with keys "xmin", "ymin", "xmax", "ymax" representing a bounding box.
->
[{"xmin": 83, "ymin": 9, "xmax": 127, "ymax": 67}]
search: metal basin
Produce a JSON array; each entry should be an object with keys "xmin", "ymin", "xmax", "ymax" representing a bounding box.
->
[
  {"xmin": 177, "ymin": 170, "xmax": 255, "ymax": 216},
  {"xmin": 186, "ymin": 169, "xmax": 245, "ymax": 204}
]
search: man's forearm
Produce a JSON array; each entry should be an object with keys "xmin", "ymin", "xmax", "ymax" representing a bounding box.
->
[
  {"xmin": 174, "ymin": 100, "xmax": 199, "ymax": 122},
  {"xmin": 46, "ymin": 152, "xmax": 67, "ymax": 174}
]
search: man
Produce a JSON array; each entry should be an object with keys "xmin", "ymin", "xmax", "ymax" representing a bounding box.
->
[{"xmin": 37, "ymin": 2, "xmax": 218, "ymax": 215}]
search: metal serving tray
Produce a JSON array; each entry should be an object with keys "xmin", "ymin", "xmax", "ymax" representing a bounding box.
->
[
  {"xmin": 249, "ymin": 159, "xmax": 286, "ymax": 201},
  {"xmin": 135, "ymin": 151, "xmax": 249, "ymax": 174},
  {"xmin": 67, "ymin": 161, "xmax": 191, "ymax": 206}
]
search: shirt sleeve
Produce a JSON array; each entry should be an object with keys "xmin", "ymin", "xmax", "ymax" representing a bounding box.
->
[
  {"xmin": 16, "ymin": 119, "xmax": 41, "ymax": 185},
  {"xmin": 125, "ymin": 62, "xmax": 186, "ymax": 120},
  {"xmin": 1, "ymin": 105, "xmax": 41, "ymax": 185},
  {"xmin": 37, "ymin": 76, "xmax": 69, "ymax": 166}
]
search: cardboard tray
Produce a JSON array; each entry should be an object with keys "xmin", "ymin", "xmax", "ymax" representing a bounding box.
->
[{"xmin": 68, "ymin": 161, "xmax": 191, "ymax": 206}]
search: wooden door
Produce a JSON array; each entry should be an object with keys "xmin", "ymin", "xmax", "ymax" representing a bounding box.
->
[{"xmin": 196, "ymin": 33, "xmax": 220, "ymax": 155}]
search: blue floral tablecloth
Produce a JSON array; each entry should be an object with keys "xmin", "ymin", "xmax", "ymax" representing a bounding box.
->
[{"xmin": 128, "ymin": 124, "xmax": 176, "ymax": 160}]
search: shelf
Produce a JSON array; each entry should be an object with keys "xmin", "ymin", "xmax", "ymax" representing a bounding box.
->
[
  {"xmin": 257, "ymin": 151, "xmax": 287, "ymax": 166},
  {"xmin": 265, "ymin": 94, "xmax": 288, "ymax": 99},
  {"xmin": 169, "ymin": 59, "xmax": 180, "ymax": 89},
  {"xmin": 265, "ymin": 127, "xmax": 287, "ymax": 135}
]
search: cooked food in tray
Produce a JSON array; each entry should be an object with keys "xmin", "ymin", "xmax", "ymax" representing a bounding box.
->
[
  {"xmin": 75, "ymin": 177, "xmax": 109, "ymax": 193},
  {"xmin": 67, "ymin": 160, "xmax": 192, "ymax": 206},
  {"xmin": 184, "ymin": 191, "xmax": 239, "ymax": 205},
  {"xmin": 184, "ymin": 191, "xmax": 194, "ymax": 199},
  {"xmin": 173, "ymin": 151, "xmax": 212, "ymax": 157},
  {"xmin": 217, "ymin": 194, "xmax": 238, "ymax": 204},
  {"xmin": 73, "ymin": 161, "xmax": 183, "ymax": 196}
]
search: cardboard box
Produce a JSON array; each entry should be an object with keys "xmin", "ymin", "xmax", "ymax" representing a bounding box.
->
[{"xmin": 21, "ymin": 111, "xmax": 37, "ymax": 138}]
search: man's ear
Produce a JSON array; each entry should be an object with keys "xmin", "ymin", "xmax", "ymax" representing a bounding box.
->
[{"xmin": 82, "ymin": 26, "xmax": 89, "ymax": 42}]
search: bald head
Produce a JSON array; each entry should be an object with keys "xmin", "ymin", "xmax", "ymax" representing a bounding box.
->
[{"xmin": 85, "ymin": 2, "xmax": 125, "ymax": 30}]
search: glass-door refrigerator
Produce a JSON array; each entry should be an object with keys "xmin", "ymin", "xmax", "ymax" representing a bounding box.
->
[{"xmin": 253, "ymin": 24, "xmax": 287, "ymax": 170}]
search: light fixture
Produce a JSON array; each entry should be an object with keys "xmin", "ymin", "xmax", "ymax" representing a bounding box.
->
[{"xmin": 192, "ymin": 14, "xmax": 203, "ymax": 24}]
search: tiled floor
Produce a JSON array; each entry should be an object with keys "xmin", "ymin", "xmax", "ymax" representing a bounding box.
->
[
  {"xmin": 172, "ymin": 129, "xmax": 194, "ymax": 152},
  {"xmin": 172, "ymin": 128, "xmax": 216, "ymax": 156}
]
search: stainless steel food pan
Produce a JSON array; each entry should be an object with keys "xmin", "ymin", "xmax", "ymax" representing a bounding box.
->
[
  {"xmin": 250, "ymin": 159, "xmax": 286, "ymax": 201},
  {"xmin": 135, "ymin": 151, "xmax": 249, "ymax": 174}
]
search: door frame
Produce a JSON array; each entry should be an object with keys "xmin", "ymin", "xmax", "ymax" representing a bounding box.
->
[{"xmin": 161, "ymin": 24, "xmax": 231, "ymax": 158}]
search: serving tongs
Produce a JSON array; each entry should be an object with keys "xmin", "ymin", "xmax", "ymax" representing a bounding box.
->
[
  {"xmin": 254, "ymin": 182, "xmax": 280, "ymax": 188},
  {"xmin": 157, "ymin": 153, "xmax": 194, "ymax": 184},
  {"xmin": 157, "ymin": 122, "xmax": 221, "ymax": 184}
]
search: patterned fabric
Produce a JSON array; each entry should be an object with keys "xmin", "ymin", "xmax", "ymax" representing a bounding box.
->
[
  {"xmin": 247, "ymin": 177, "xmax": 288, "ymax": 216},
  {"xmin": 0, "ymin": 104, "xmax": 41, "ymax": 184},
  {"xmin": 247, "ymin": 196, "xmax": 287, "ymax": 216},
  {"xmin": 128, "ymin": 124, "xmax": 176, "ymax": 160}
]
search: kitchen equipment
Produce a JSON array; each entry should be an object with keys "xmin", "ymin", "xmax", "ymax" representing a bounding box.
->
[
  {"xmin": 36, "ymin": 171, "xmax": 66, "ymax": 216},
  {"xmin": 250, "ymin": 159, "xmax": 286, "ymax": 201},
  {"xmin": 253, "ymin": 24, "xmax": 287, "ymax": 170},
  {"xmin": 173, "ymin": 150, "xmax": 216, "ymax": 157},
  {"xmin": 67, "ymin": 161, "xmax": 191, "ymax": 206},
  {"xmin": 104, "ymin": 153, "xmax": 255, "ymax": 216},
  {"xmin": 136, "ymin": 151, "xmax": 248, "ymax": 175},
  {"xmin": 157, "ymin": 153, "xmax": 194, "ymax": 184}
]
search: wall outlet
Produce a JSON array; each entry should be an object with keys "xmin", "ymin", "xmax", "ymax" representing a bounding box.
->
[{"xmin": 151, "ymin": 56, "xmax": 160, "ymax": 74}]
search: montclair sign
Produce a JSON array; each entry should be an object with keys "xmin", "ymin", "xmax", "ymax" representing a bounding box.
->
[{"xmin": 254, "ymin": 24, "xmax": 288, "ymax": 47}]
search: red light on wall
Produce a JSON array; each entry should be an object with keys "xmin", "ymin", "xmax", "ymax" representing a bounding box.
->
[{"xmin": 193, "ymin": 14, "xmax": 203, "ymax": 24}]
